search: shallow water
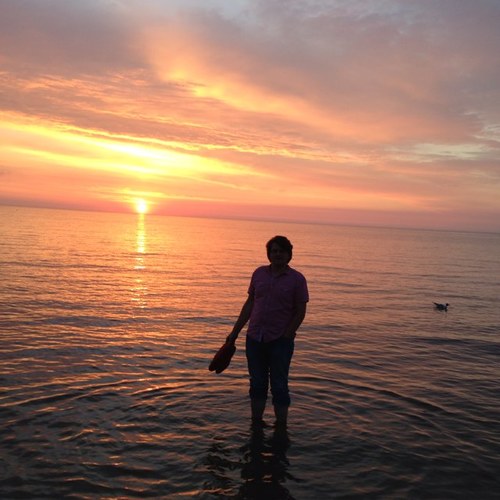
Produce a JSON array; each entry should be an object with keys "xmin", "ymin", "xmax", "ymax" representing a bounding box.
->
[{"xmin": 1, "ymin": 206, "xmax": 499, "ymax": 498}]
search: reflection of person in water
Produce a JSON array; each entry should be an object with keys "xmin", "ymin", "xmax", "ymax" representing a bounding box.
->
[
  {"xmin": 226, "ymin": 236, "xmax": 309, "ymax": 427},
  {"xmin": 204, "ymin": 424, "xmax": 298, "ymax": 497},
  {"xmin": 239, "ymin": 424, "xmax": 295, "ymax": 499}
]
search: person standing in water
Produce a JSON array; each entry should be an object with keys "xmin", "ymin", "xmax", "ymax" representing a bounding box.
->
[{"xmin": 226, "ymin": 236, "xmax": 309, "ymax": 427}]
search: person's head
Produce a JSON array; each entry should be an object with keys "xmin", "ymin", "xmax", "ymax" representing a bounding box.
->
[{"xmin": 266, "ymin": 235, "xmax": 293, "ymax": 264}]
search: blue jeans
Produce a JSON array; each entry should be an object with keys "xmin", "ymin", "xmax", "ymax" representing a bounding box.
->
[{"xmin": 246, "ymin": 336, "xmax": 295, "ymax": 407}]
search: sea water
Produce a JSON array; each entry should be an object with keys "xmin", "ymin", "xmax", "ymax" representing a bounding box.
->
[{"xmin": 1, "ymin": 206, "xmax": 499, "ymax": 499}]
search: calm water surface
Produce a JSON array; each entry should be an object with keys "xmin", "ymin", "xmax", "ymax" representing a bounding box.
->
[{"xmin": 1, "ymin": 206, "xmax": 499, "ymax": 499}]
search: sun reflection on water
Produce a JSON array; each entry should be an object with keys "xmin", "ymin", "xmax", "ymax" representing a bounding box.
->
[
  {"xmin": 132, "ymin": 213, "xmax": 147, "ymax": 309},
  {"xmin": 136, "ymin": 213, "xmax": 146, "ymax": 261}
]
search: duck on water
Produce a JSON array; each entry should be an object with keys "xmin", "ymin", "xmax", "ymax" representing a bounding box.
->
[{"xmin": 434, "ymin": 302, "xmax": 449, "ymax": 311}]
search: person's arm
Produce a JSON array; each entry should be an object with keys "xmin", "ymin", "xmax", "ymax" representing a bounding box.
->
[
  {"xmin": 283, "ymin": 302, "xmax": 307, "ymax": 339},
  {"xmin": 226, "ymin": 294, "xmax": 254, "ymax": 344}
]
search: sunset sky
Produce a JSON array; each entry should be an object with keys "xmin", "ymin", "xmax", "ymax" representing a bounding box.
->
[{"xmin": 1, "ymin": 0, "xmax": 499, "ymax": 231}]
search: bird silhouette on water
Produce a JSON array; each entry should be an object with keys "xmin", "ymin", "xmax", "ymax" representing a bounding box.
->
[{"xmin": 433, "ymin": 302, "xmax": 449, "ymax": 311}]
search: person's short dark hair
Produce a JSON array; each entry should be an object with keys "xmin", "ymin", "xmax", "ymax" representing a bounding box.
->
[{"xmin": 266, "ymin": 235, "xmax": 293, "ymax": 263}]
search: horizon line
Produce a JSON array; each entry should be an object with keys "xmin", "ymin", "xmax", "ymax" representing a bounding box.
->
[{"xmin": 1, "ymin": 201, "xmax": 498, "ymax": 236}]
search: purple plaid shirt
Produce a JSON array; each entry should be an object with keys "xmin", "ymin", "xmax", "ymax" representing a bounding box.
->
[{"xmin": 246, "ymin": 265, "xmax": 309, "ymax": 343}]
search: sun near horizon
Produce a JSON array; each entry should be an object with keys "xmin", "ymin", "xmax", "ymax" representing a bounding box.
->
[{"xmin": 134, "ymin": 198, "xmax": 149, "ymax": 215}]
